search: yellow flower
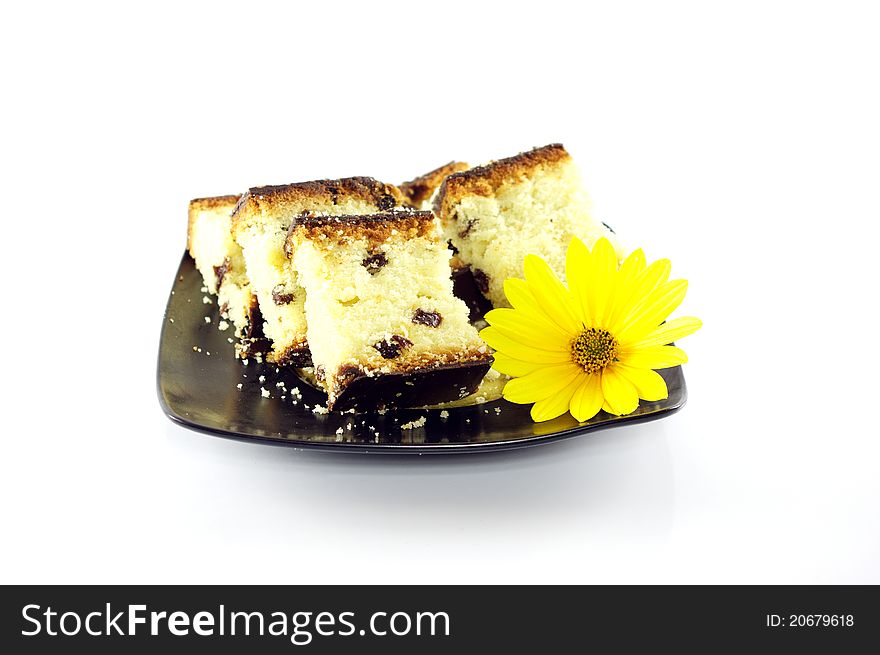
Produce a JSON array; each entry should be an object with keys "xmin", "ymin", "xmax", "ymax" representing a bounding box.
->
[{"xmin": 480, "ymin": 237, "xmax": 702, "ymax": 422}]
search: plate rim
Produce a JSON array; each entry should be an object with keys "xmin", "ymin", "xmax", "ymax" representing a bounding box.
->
[{"xmin": 158, "ymin": 385, "xmax": 687, "ymax": 455}]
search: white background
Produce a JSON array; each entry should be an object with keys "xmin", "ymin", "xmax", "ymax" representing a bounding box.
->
[{"xmin": 2, "ymin": 1, "xmax": 878, "ymax": 584}]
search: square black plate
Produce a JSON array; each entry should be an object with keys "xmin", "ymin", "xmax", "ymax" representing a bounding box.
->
[{"xmin": 157, "ymin": 255, "xmax": 687, "ymax": 454}]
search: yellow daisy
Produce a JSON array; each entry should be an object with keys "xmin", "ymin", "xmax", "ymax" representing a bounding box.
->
[{"xmin": 480, "ymin": 237, "xmax": 701, "ymax": 422}]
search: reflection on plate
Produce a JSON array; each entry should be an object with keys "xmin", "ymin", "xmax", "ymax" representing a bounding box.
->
[{"xmin": 158, "ymin": 255, "xmax": 687, "ymax": 454}]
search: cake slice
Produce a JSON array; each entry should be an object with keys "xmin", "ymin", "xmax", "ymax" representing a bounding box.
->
[
  {"xmin": 400, "ymin": 161, "xmax": 495, "ymax": 318},
  {"xmin": 186, "ymin": 195, "xmax": 266, "ymax": 356},
  {"xmin": 218, "ymin": 260, "xmax": 268, "ymax": 358},
  {"xmin": 433, "ymin": 143, "xmax": 623, "ymax": 308},
  {"xmin": 400, "ymin": 161, "xmax": 469, "ymax": 210},
  {"xmin": 231, "ymin": 178, "xmax": 404, "ymax": 366},
  {"xmin": 287, "ymin": 211, "xmax": 492, "ymax": 410},
  {"xmin": 187, "ymin": 195, "xmax": 241, "ymax": 295}
]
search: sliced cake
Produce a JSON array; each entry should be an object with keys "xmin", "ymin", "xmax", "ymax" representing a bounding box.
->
[
  {"xmin": 231, "ymin": 178, "xmax": 404, "ymax": 366},
  {"xmin": 399, "ymin": 161, "xmax": 493, "ymax": 318},
  {"xmin": 434, "ymin": 143, "xmax": 623, "ymax": 308},
  {"xmin": 400, "ymin": 161, "xmax": 469, "ymax": 210},
  {"xmin": 187, "ymin": 195, "xmax": 241, "ymax": 295},
  {"xmin": 287, "ymin": 211, "xmax": 492, "ymax": 410},
  {"xmin": 186, "ymin": 195, "xmax": 266, "ymax": 356}
]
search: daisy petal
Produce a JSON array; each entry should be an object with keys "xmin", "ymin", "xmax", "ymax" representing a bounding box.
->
[
  {"xmin": 523, "ymin": 254, "xmax": 582, "ymax": 333},
  {"xmin": 479, "ymin": 327, "xmax": 572, "ymax": 364},
  {"xmin": 604, "ymin": 248, "xmax": 646, "ymax": 334},
  {"xmin": 628, "ymin": 316, "xmax": 703, "ymax": 349},
  {"xmin": 585, "ymin": 237, "xmax": 617, "ymax": 328},
  {"xmin": 618, "ymin": 345, "xmax": 688, "ymax": 369},
  {"xmin": 484, "ymin": 307, "xmax": 571, "ymax": 348},
  {"xmin": 615, "ymin": 365, "xmax": 668, "ymax": 402},
  {"xmin": 613, "ymin": 258, "xmax": 672, "ymax": 328},
  {"xmin": 637, "ymin": 258, "xmax": 672, "ymax": 295},
  {"xmin": 565, "ymin": 237, "xmax": 593, "ymax": 325},
  {"xmin": 621, "ymin": 247, "xmax": 647, "ymax": 273},
  {"xmin": 530, "ymin": 375, "xmax": 583, "ymax": 422},
  {"xmin": 600, "ymin": 368, "xmax": 640, "ymax": 415},
  {"xmin": 618, "ymin": 279, "xmax": 688, "ymax": 343},
  {"xmin": 503, "ymin": 278, "xmax": 541, "ymax": 313},
  {"xmin": 569, "ymin": 374, "xmax": 604, "ymax": 422},
  {"xmin": 503, "ymin": 364, "xmax": 582, "ymax": 404},
  {"xmin": 491, "ymin": 352, "xmax": 546, "ymax": 377}
]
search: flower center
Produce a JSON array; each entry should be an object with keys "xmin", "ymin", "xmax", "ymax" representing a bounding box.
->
[{"xmin": 571, "ymin": 328, "xmax": 619, "ymax": 374}]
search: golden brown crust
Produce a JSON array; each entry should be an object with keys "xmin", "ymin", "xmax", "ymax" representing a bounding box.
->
[
  {"xmin": 231, "ymin": 177, "xmax": 404, "ymax": 236},
  {"xmin": 433, "ymin": 144, "xmax": 570, "ymax": 219},
  {"xmin": 399, "ymin": 161, "xmax": 469, "ymax": 208},
  {"xmin": 286, "ymin": 211, "xmax": 436, "ymax": 253},
  {"xmin": 186, "ymin": 194, "xmax": 240, "ymax": 252},
  {"xmin": 190, "ymin": 194, "xmax": 242, "ymax": 210}
]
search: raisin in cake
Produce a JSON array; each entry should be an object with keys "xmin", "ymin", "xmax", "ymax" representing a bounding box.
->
[
  {"xmin": 434, "ymin": 144, "xmax": 623, "ymax": 308},
  {"xmin": 287, "ymin": 211, "xmax": 492, "ymax": 410},
  {"xmin": 231, "ymin": 178, "xmax": 403, "ymax": 366},
  {"xmin": 186, "ymin": 195, "xmax": 266, "ymax": 355},
  {"xmin": 400, "ymin": 161, "xmax": 469, "ymax": 210}
]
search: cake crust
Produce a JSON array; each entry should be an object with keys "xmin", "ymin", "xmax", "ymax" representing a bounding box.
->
[
  {"xmin": 189, "ymin": 194, "xmax": 242, "ymax": 209},
  {"xmin": 286, "ymin": 211, "xmax": 435, "ymax": 255},
  {"xmin": 231, "ymin": 177, "xmax": 403, "ymax": 236},
  {"xmin": 433, "ymin": 144, "xmax": 568, "ymax": 215},
  {"xmin": 400, "ymin": 161, "xmax": 469, "ymax": 209}
]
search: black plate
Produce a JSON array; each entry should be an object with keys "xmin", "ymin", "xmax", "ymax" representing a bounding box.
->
[{"xmin": 157, "ymin": 255, "xmax": 687, "ymax": 454}]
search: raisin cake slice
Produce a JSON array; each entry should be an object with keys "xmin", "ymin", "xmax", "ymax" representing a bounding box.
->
[
  {"xmin": 287, "ymin": 211, "xmax": 492, "ymax": 411},
  {"xmin": 400, "ymin": 161, "xmax": 469, "ymax": 210},
  {"xmin": 186, "ymin": 195, "xmax": 266, "ymax": 356},
  {"xmin": 231, "ymin": 178, "xmax": 403, "ymax": 366},
  {"xmin": 433, "ymin": 143, "xmax": 623, "ymax": 308}
]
